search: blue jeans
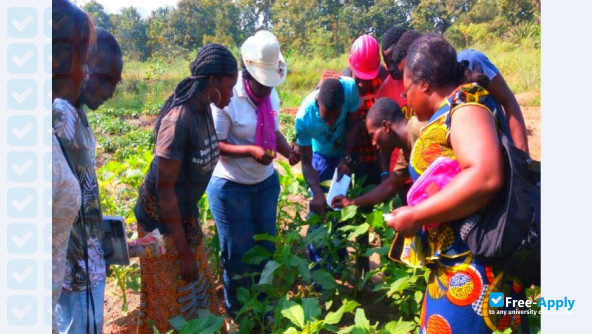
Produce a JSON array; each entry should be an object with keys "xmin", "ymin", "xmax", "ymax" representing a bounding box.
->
[
  {"xmin": 56, "ymin": 277, "xmax": 105, "ymax": 334},
  {"xmin": 307, "ymin": 153, "xmax": 347, "ymax": 271},
  {"xmin": 206, "ymin": 171, "xmax": 280, "ymax": 315}
]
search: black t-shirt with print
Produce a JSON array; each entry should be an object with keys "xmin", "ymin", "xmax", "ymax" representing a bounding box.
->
[{"xmin": 135, "ymin": 104, "xmax": 219, "ymax": 233}]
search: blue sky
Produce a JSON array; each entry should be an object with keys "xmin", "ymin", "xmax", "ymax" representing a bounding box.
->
[{"xmin": 76, "ymin": 0, "xmax": 179, "ymax": 18}]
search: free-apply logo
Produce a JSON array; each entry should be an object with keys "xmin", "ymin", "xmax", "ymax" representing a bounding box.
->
[
  {"xmin": 489, "ymin": 292, "xmax": 505, "ymax": 307},
  {"xmin": 489, "ymin": 292, "xmax": 575, "ymax": 314}
]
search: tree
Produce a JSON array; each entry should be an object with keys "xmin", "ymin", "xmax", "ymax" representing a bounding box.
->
[
  {"xmin": 111, "ymin": 7, "xmax": 148, "ymax": 60},
  {"xmin": 411, "ymin": 0, "xmax": 477, "ymax": 33},
  {"xmin": 82, "ymin": 0, "xmax": 112, "ymax": 31}
]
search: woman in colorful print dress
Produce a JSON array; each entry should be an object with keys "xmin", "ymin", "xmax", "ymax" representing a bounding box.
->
[{"xmin": 386, "ymin": 34, "xmax": 529, "ymax": 333}]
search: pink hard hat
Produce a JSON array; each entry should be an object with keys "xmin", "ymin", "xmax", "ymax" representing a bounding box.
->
[{"xmin": 348, "ymin": 34, "xmax": 380, "ymax": 80}]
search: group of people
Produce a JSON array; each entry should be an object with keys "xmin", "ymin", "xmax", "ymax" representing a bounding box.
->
[{"xmin": 52, "ymin": 0, "xmax": 531, "ymax": 333}]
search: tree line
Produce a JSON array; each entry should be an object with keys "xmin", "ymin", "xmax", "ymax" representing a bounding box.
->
[{"xmin": 82, "ymin": 0, "xmax": 540, "ymax": 61}]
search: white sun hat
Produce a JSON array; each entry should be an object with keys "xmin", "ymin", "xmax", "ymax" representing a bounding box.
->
[{"xmin": 241, "ymin": 30, "xmax": 287, "ymax": 87}]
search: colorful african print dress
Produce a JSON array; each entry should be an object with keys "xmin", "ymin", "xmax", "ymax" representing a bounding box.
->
[{"xmin": 408, "ymin": 84, "xmax": 528, "ymax": 334}]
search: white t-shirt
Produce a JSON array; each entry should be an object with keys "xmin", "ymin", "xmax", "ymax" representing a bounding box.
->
[{"xmin": 211, "ymin": 72, "xmax": 281, "ymax": 185}]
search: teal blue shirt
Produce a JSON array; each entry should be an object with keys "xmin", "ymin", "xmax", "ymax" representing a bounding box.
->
[{"xmin": 295, "ymin": 76, "xmax": 360, "ymax": 157}]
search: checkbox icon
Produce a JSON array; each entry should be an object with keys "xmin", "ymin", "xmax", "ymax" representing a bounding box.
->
[
  {"xmin": 8, "ymin": 80, "xmax": 37, "ymax": 110},
  {"xmin": 7, "ymin": 224, "xmax": 37, "ymax": 254},
  {"xmin": 7, "ymin": 260, "xmax": 38, "ymax": 290},
  {"xmin": 7, "ymin": 295, "xmax": 37, "ymax": 326},
  {"xmin": 7, "ymin": 152, "xmax": 38, "ymax": 182},
  {"xmin": 7, "ymin": 188, "xmax": 38, "ymax": 218},
  {"xmin": 8, "ymin": 44, "xmax": 37, "ymax": 74},
  {"xmin": 44, "ymin": 7, "xmax": 52, "ymax": 38},
  {"xmin": 8, "ymin": 116, "xmax": 37, "ymax": 147},
  {"xmin": 489, "ymin": 292, "xmax": 505, "ymax": 307},
  {"xmin": 7, "ymin": 7, "xmax": 38, "ymax": 38}
]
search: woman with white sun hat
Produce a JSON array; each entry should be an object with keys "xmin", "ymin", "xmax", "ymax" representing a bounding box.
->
[{"xmin": 207, "ymin": 30, "xmax": 300, "ymax": 315}]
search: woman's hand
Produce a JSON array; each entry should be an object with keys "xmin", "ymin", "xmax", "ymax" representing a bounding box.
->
[
  {"xmin": 179, "ymin": 249, "xmax": 199, "ymax": 282},
  {"xmin": 250, "ymin": 146, "xmax": 274, "ymax": 165},
  {"xmin": 386, "ymin": 206, "xmax": 421, "ymax": 238}
]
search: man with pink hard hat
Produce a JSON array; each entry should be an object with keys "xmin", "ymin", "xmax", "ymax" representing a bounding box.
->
[{"xmin": 342, "ymin": 34, "xmax": 389, "ymax": 275}]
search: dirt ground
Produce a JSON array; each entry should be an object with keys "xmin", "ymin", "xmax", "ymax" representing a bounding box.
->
[{"xmin": 103, "ymin": 93, "xmax": 540, "ymax": 333}]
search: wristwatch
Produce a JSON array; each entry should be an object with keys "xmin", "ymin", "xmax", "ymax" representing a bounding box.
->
[{"xmin": 344, "ymin": 154, "xmax": 352, "ymax": 165}]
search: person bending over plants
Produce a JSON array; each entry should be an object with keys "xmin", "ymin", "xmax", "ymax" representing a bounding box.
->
[
  {"xmin": 133, "ymin": 44, "xmax": 238, "ymax": 333},
  {"xmin": 295, "ymin": 77, "xmax": 360, "ymax": 270},
  {"xmin": 332, "ymin": 97, "xmax": 420, "ymax": 210},
  {"xmin": 386, "ymin": 34, "xmax": 528, "ymax": 333}
]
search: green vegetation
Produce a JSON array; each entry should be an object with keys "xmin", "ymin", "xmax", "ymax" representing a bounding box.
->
[{"xmin": 85, "ymin": 0, "xmax": 541, "ymax": 332}]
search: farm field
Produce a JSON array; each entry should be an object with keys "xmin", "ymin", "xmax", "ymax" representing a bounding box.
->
[{"xmin": 90, "ymin": 41, "xmax": 541, "ymax": 333}]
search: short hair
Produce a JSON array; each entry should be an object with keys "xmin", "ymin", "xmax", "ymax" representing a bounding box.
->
[
  {"xmin": 392, "ymin": 30, "xmax": 423, "ymax": 66},
  {"xmin": 367, "ymin": 98, "xmax": 405, "ymax": 128},
  {"xmin": 381, "ymin": 26, "xmax": 407, "ymax": 51},
  {"xmin": 88, "ymin": 27, "xmax": 123, "ymax": 75},
  {"xmin": 318, "ymin": 78, "xmax": 345, "ymax": 112}
]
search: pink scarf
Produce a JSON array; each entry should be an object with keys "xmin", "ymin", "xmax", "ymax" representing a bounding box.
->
[{"xmin": 244, "ymin": 78, "xmax": 277, "ymax": 157}]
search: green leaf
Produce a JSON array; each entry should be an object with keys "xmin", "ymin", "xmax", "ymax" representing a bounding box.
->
[
  {"xmin": 320, "ymin": 179, "xmax": 333, "ymax": 188},
  {"xmin": 290, "ymin": 255, "xmax": 311, "ymax": 282},
  {"xmin": 253, "ymin": 233, "xmax": 280, "ymax": 244},
  {"xmin": 241, "ymin": 245, "xmax": 271, "ymax": 265},
  {"xmin": 354, "ymin": 308, "xmax": 370, "ymax": 329},
  {"xmin": 237, "ymin": 287, "xmax": 250, "ymax": 304},
  {"xmin": 324, "ymin": 300, "xmax": 360, "ymax": 325},
  {"xmin": 302, "ymin": 298, "xmax": 321, "ymax": 321},
  {"xmin": 284, "ymin": 327, "xmax": 300, "ymax": 334},
  {"xmin": 341, "ymin": 223, "xmax": 369, "ymax": 240},
  {"xmin": 168, "ymin": 315, "xmax": 187, "ymax": 331},
  {"xmin": 281, "ymin": 303, "xmax": 305, "ymax": 329},
  {"xmin": 312, "ymin": 270, "xmax": 337, "ymax": 290},
  {"xmin": 365, "ymin": 210, "xmax": 385, "ymax": 229},
  {"xmin": 258, "ymin": 260, "xmax": 280, "ymax": 285},
  {"xmin": 337, "ymin": 325, "xmax": 355, "ymax": 334},
  {"xmin": 384, "ymin": 320, "xmax": 417, "ymax": 334},
  {"xmin": 340, "ymin": 205, "xmax": 358, "ymax": 221},
  {"xmin": 415, "ymin": 290, "xmax": 424, "ymax": 305},
  {"xmin": 387, "ymin": 277, "xmax": 412, "ymax": 296},
  {"xmin": 180, "ymin": 310, "xmax": 225, "ymax": 334}
]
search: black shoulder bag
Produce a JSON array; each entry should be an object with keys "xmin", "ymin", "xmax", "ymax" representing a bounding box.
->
[{"xmin": 460, "ymin": 104, "xmax": 541, "ymax": 286}]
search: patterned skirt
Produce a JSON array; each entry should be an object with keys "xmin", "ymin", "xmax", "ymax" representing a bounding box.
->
[
  {"xmin": 136, "ymin": 184, "xmax": 225, "ymax": 334},
  {"xmin": 418, "ymin": 223, "xmax": 529, "ymax": 334}
]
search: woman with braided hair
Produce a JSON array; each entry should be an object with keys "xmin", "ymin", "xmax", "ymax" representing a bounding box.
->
[{"xmin": 134, "ymin": 43, "xmax": 238, "ymax": 333}]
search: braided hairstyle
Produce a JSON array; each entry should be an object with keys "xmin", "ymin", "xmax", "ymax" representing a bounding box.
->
[
  {"xmin": 154, "ymin": 43, "xmax": 237, "ymax": 140},
  {"xmin": 405, "ymin": 34, "xmax": 489, "ymax": 89}
]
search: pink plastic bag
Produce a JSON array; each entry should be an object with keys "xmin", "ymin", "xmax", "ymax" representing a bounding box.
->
[{"xmin": 407, "ymin": 156, "xmax": 461, "ymax": 226}]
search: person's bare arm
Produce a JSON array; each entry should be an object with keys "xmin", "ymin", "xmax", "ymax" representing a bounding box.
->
[
  {"xmin": 487, "ymin": 74, "xmax": 529, "ymax": 155},
  {"xmin": 300, "ymin": 145, "xmax": 326, "ymax": 217},
  {"xmin": 219, "ymin": 141, "xmax": 273, "ymax": 165},
  {"xmin": 276, "ymin": 131, "xmax": 292, "ymax": 158},
  {"xmin": 388, "ymin": 106, "xmax": 504, "ymax": 236},
  {"xmin": 337, "ymin": 112, "xmax": 362, "ymax": 179},
  {"xmin": 156, "ymin": 157, "xmax": 197, "ymax": 282},
  {"xmin": 332, "ymin": 172, "xmax": 407, "ymax": 208}
]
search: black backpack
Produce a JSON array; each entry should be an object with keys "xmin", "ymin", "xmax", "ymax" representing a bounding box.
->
[{"xmin": 460, "ymin": 103, "xmax": 541, "ymax": 286}]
